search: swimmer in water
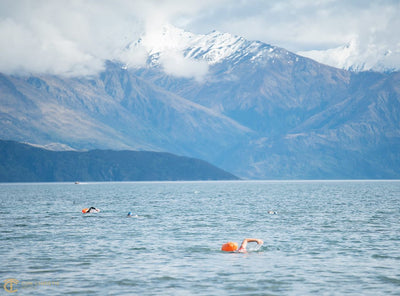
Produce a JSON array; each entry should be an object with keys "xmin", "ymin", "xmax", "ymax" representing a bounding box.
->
[
  {"xmin": 127, "ymin": 211, "xmax": 134, "ymax": 217},
  {"xmin": 221, "ymin": 238, "xmax": 264, "ymax": 253},
  {"xmin": 83, "ymin": 207, "xmax": 100, "ymax": 213}
]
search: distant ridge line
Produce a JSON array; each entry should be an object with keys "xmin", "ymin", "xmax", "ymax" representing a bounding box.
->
[{"xmin": 0, "ymin": 140, "xmax": 238, "ymax": 182}]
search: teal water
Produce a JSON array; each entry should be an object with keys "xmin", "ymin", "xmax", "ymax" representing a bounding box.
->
[{"xmin": 1, "ymin": 181, "xmax": 399, "ymax": 295}]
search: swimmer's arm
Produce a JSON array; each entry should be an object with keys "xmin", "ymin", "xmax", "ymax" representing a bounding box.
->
[{"xmin": 239, "ymin": 238, "xmax": 264, "ymax": 250}]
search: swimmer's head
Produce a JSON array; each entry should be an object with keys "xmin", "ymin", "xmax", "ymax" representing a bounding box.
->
[
  {"xmin": 221, "ymin": 242, "xmax": 238, "ymax": 252},
  {"xmin": 127, "ymin": 212, "xmax": 132, "ymax": 216}
]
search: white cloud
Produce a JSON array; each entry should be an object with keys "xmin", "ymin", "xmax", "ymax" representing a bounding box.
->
[
  {"xmin": 0, "ymin": 0, "xmax": 144, "ymax": 76},
  {"xmin": 160, "ymin": 49, "xmax": 209, "ymax": 82},
  {"xmin": 0, "ymin": 17, "xmax": 103, "ymax": 76}
]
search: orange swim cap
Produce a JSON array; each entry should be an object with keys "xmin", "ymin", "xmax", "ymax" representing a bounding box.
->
[
  {"xmin": 82, "ymin": 208, "xmax": 89, "ymax": 213},
  {"xmin": 221, "ymin": 242, "xmax": 238, "ymax": 252}
]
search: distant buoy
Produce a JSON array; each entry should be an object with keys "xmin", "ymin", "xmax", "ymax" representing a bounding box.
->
[{"xmin": 221, "ymin": 242, "xmax": 238, "ymax": 252}]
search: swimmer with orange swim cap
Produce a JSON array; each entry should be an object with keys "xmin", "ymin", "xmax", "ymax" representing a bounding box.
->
[
  {"xmin": 221, "ymin": 238, "xmax": 263, "ymax": 253},
  {"xmin": 82, "ymin": 207, "xmax": 100, "ymax": 213}
]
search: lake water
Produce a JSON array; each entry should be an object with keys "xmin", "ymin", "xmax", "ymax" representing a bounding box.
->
[{"xmin": 1, "ymin": 181, "xmax": 399, "ymax": 295}]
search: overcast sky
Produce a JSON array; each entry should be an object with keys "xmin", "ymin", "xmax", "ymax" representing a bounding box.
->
[{"xmin": 0, "ymin": 0, "xmax": 399, "ymax": 76}]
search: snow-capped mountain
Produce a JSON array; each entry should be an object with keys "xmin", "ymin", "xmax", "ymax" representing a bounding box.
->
[
  {"xmin": 132, "ymin": 24, "xmax": 277, "ymax": 65},
  {"xmin": 1, "ymin": 26, "xmax": 399, "ymax": 179},
  {"xmin": 125, "ymin": 24, "xmax": 294, "ymax": 81},
  {"xmin": 131, "ymin": 24, "xmax": 399, "ymax": 73},
  {"xmin": 298, "ymin": 38, "xmax": 400, "ymax": 72}
]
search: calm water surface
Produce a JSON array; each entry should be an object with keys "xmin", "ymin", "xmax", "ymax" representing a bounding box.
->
[{"xmin": 1, "ymin": 181, "xmax": 399, "ymax": 295}]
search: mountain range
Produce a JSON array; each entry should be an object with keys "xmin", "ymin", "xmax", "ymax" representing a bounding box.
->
[{"xmin": 1, "ymin": 26, "xmax": 399, "ymax": 179}]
